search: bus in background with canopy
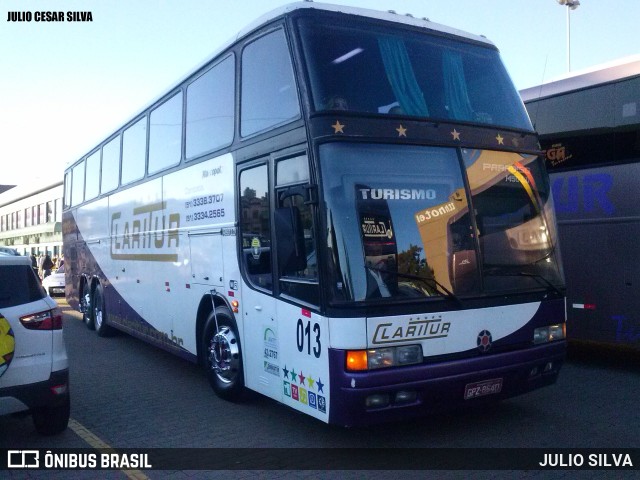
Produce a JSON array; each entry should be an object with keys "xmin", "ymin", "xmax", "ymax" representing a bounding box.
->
[{"xmin": 521, "ymin": 56, "xmax": 640, "ymax": 350}]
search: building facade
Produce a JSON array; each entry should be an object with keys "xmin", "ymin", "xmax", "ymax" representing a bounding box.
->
[{"xmin": 0, "ymin": 181, "xmax": 63, "ymax": 258}]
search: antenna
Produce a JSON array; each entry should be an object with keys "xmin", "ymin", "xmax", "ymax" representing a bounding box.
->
[{"xmin": 530, "ymin": 53, "xmax": 549, "ymax": 132}]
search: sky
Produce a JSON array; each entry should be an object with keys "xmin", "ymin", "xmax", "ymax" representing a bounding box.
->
[{"xmin": 2, "ymin": 0, "xmax": 639, "ymax": 188}]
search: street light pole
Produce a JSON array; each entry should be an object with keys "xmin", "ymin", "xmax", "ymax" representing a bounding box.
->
[{"xmin": 557, "ymin": 0, "xmax": 580, "ymax": 72}]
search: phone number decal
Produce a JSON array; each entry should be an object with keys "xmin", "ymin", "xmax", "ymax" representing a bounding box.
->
[
  {"xmin": 186, "ymin": 208, "xmax": 225, "ymax": 222},
  {"xmin": 185, "ymin": 194, "xmax": 224, "ymax": 209}
]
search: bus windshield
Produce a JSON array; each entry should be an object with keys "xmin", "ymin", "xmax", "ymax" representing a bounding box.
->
[
  {"xmin": 320, "ymin": 143, "xmax": 564, "ymax": 303},
  {"xmin": 298, "ymin": 17, "xmax": 532, "ymax": 131}
]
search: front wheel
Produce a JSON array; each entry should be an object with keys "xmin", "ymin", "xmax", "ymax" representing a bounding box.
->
[{"xmin": 203, "ymin": 307, "xmax": 244, "ymax": 401}]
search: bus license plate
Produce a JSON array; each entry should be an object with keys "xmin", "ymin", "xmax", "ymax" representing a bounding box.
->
[{"xmin": 464, "ymin": 378, "xmax": 503, "ymax": 400}]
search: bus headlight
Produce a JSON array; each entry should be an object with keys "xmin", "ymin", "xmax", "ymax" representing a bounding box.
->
[
  {"xmin": 533, "ymin": 324, "xmax": 566, "ymax": 344},
  {"xmin": 346, "ymin": 344, "xmax": 423, "ymax": 371}
]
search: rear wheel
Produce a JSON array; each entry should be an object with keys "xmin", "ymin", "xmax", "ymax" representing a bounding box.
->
[
  {"xmin": 80, "ymin": 284, "xmax": 94, "ymax": 330},
  {"xmin": 203, "ymin": 307, "xmax": 244, "ymax": 401},
  {"xmin": 93, "ymin": 284, "xmax": 113, "ymax": 337}
]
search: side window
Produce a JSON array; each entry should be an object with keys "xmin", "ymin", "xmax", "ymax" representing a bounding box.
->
[
  {"xmin": 149, "ymin": 92, "xmax": 183, "ymax": 174},
  {"xmin": 186, "ymin": 55, "xmax": 235, "ymax": 159},
  {"xmin": 84, "ymin": 150, "xmax": 101, "ymax": 200},
  {"xmin": 240, "ymin": 164, "xmax": 272, "ymax": 290},
  {"xmin": 63, "ymin": 171, "xmax": 72, "ymax": 209},
  {"xmin": 241, "ymin": 29, "xmax": 300, "ymax": 137},
  {"xmin": 101, "ymin": 135, "xmax": 121, "ymax": 193},
  {"xmin": 71, "ymin": 161, "xmax": 85, "ymax": 206},
  {"xmin": 275, "ymin": 155, "xmax": 319, "ymax": 306},
  {"xmin": 121, "ymin": 116, "xmax": 147, "ymax": 185}
]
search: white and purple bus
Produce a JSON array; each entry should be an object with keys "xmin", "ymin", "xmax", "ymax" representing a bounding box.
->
[{"xmin": 63, "ymin": 2, "xmax": 566, "ymax": 426}]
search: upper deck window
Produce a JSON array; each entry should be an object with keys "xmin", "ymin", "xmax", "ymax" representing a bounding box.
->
[
  {"xmin": 148, "ymin": 92, "xmax": 183, "ymax": 175},
  {"xmin": 186, "ymin": 54, "xmax": 235, "ymax": 159},
  {"xmin": 298, "ymin": 17, "xmax": 532, "ymax": 131},
  {"xmin": 121, "ymin": 117, "xmax": 147, "ymax": 185},
  {"xmin": 241, "ymin": 28, "xmax": 300, "ymax": 137},
  {"xmin": 101, "ymin": 135, "xmax": 121, "ymax": 193},
  {"xmin": 84, "ymin": 150, "xmax": 101, "ymax": 200}
]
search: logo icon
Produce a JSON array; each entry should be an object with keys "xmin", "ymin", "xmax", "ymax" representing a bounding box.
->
[
  {"xmin": 477, "ymin": 330, "xmax": 492, "ymax": 353},
  {"xmin": 8, "ymin": 450, "xmax": 39, "ymax": 468}
]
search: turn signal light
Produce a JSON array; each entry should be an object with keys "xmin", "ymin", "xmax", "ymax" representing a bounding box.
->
[{"xmin": 346, "ymin": 350, "xmax": 368, "ymax": 371}]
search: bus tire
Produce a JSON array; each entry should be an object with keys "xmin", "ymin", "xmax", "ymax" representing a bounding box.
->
[
  {"xmin": 81, "ymin": 284, "xmax": 94, "ymax": 330},
  {"xmin": 203, "ymin": 307, "xmax": 244, "ymax": 401},
  {"xmin": 93, "ymin": 284, "xmax": 113, "ymax": 337}
]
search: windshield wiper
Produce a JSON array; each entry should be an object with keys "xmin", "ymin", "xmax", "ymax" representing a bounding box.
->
[
  {"xmin": 366, "ymin": 265, "xmax": 461, "ymax": 305},
  {"xmin": 483, "ymin": 267, "xmax": 564, "ymax": 297}
]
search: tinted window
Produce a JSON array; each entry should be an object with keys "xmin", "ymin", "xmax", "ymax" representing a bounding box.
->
[
  {"xmin": 241, "ymin": 29, "xmax": 300, "ymax": 136},
  {"xmin": 84, "ymin": 150, "xmax": 101, "ymax": 200},
  {"xmin": 63, "ymin": 172, "xmax": 71, "ymax": 209},
  {"xmin": 275, "ymin": 155, "xmax": 319, "ymax": 305},
  {"xmin": 101, "ymin": 135, "xmax": 121, "ymax": 193},
  {"xmin": 149, "ymin": 92, "xmax": 183, "ymax": 174},
  {"xmin": 186, "ymin": 55, "xmax": 235, "ymax": 158},
  {"xmin": 299, "ymin": 18, "xmax": 531, "ymax": 130},
  {"xmin": 71, "ymin": 161, "xmax": 85, "ymax": 206},
  {"xmin": 240, "ymin": 164, "xmax": 272, "ymax": 290},
  {"xmin": 121, "ymin": 117, "xmax": 147, "ymax": 185},
  {"xmin": 0, "ymin": 265, "xmax": 45, "ymax": 308}
]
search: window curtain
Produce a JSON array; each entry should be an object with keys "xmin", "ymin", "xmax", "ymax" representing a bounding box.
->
[
  {"xmin": 378, "ymin": 37, "xmax": 429, "ymax": 116},
  {"xmin": 442, "ymin": 51, "xmax": 473, "ymax": 121}
]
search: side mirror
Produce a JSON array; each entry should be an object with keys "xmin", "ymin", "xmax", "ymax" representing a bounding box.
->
[{"xmin": 275, "ymin": 206, "xmax": 307, "ymax": 275}]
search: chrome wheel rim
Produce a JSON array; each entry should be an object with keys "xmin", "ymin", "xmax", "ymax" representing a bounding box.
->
[
  {"xmin": 208, "ymin": 326, "xmax": 240, "ymax": 384},
  {"xmin": 94, "ymin": 304, "xmax": 102, "ymax": 329}
]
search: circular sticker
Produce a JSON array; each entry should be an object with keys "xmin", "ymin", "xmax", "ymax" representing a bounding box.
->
[{"xmin": 0, "ymin": 316, "xmax": 15, "ymax": 378}]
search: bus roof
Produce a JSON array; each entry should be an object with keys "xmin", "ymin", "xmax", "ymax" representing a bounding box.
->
[
  {"xmin": 520, "ymin": 54, "xmax": 640, "ymax": 103},
  {"xmin": 65, "ymin": 2, "xmax": 496, "ymax": 172},
  {"xmin": 237, "ymin": 2, "xmax": 494, "ymax": 47}
]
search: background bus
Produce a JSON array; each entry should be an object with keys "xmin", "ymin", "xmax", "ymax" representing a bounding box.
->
[
  {"xmin": 521, "ymin": 55, "xmax": 640, "ymax": 350},
  {"xmin": 63, "ymin": 2, "xmax": 566, "ymax": 427}
]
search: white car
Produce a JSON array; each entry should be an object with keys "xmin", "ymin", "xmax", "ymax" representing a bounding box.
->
[
  {"xmin": 42, "ymin": 264, "xmax": 66, "ymax": 297},
  {"xmin": 0, "ymin": 255, "xmax": 70, "ymax": 435}
]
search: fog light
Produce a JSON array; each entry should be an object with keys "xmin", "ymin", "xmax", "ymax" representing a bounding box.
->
[
  {"xmin": 394, "ymin": 390, "xmax": 417, "ymax": 404},
  {"xmin": 365, "ymin": 394, "xmax": 390, "ymax": 408},
  {"xmin": 544, "ymin": 362, "xmax": 553, "ymax": 372},
  {"xmin": 530, "ymin": 366, "xmax": 539, "ymax": 377}
]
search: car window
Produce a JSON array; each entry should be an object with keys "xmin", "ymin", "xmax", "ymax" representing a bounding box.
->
[{"xmin": 0, "ymin": 265, "xmax": 46, "ymax": 308}]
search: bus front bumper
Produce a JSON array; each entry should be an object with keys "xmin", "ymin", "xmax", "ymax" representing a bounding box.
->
[{"xmin": 327, "ymin": 341, "xmax": 565, "ymax": 427}]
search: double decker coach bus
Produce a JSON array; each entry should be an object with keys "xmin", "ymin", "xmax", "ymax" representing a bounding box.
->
[
  {"xmin": 63, "ymin": 2, "xmax": 566, "ymax": 426},
  {"xmin": 521, "ymin": 56, "xmax": 640, "ymax": 350}
]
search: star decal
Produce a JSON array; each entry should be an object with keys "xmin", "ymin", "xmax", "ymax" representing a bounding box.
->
[
  {"xmin": 290, "ymin": 367, "xmax": 297, "ymax": 382},
  {"xmin": 282, "ymin": 365, "xmax": 289, "ymax": 379},
  {"xmin": 316, "ymin": 377, "xmax": 325, "ymax": 393},
  {"xmin": 451, "ymin": 129, "xmax": 461, "ymax": 141},
  {"xmin": 307, "ymin": 375, "xmax": 315, "ymax": 390},
  {"xmin": 396, "ymin": 124, "xmax": 407, "ymax": 137},
  {"xmin": 496, "ymin": 134, "xmax": 504, "ymax": 145},
  {"xmin": 332, "ymin": 120, "xmax": 345, "ymax": 134},
  {"xmin": 298, "ymin": 371, "xmax": 306, "ymax": 385}
]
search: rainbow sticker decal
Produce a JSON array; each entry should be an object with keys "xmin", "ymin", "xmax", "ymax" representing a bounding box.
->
[{"xmin": 0, "ymin": 316, "xmax": 15, "ymax": 378}]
